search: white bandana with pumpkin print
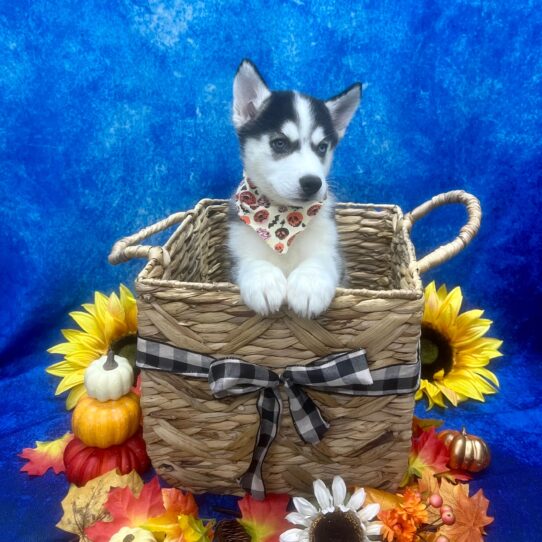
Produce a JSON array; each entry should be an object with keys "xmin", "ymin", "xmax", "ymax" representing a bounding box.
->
[{"xmin": 234, "ymin": 176, "xmax": 325, "ymax": 254}]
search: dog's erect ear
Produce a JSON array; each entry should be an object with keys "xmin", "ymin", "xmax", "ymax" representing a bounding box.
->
[
  {"xmin": 325, "ymin": 83, "xmax": 362, "ymax": 138},
  {"xmin": 233, "ymin": 59, "xmax": 271, "ymax": 128}
]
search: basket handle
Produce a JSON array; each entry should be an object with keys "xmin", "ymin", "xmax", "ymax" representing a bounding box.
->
[
  {"xmin": 108, "ymin": 211, "xmax": 189, "ymax": 266},
  {"xmin": 404, "ymin": 190, "xmax": 481, "ymax": 274}
]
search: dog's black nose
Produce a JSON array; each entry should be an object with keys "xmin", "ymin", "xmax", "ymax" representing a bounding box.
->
[{"xmin": 299, "ymin": 175, "xmax": 322, "ymax": 197}]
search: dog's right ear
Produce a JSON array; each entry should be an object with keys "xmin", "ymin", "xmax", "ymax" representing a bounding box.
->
[{"xmin": 233, "ymin": 59, "xmax": 271, "ymax": 128}]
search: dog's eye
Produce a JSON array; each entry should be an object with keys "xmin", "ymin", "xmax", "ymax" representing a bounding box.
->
[
  {"xmin": 271, "ymin": 137, "xmax": 290, "ymax": 153},
  {"xmin": 317, "ymin": 141, "xmax": 329, "ymax": 156}
]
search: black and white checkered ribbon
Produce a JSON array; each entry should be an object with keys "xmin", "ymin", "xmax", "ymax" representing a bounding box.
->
[{"xmin": 137, "ymin": 336, "xmax": 421, "ymax": 499}]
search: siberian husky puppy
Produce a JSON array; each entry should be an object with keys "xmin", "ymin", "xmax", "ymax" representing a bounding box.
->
[{"xmin": 228, "ymin": 60, "xmax": 361, "ymax": 318}]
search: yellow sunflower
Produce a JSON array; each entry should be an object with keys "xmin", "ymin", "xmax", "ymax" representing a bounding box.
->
[
  {"xmin": 46, "ymin": 285, "xmax": 137, "ymax": 409},
  {"xmin": 416, "ymin": 282, "xmax": 502, "ymax": 409}
]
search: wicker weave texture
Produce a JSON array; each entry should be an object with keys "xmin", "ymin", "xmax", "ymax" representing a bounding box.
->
[
  {"xmin": 137, "ymin": 201, "xmax": 422, "ymax": 495},
  {"xmin": 108, "ymin": 193, "xmax": 481, "ymax": 496}
]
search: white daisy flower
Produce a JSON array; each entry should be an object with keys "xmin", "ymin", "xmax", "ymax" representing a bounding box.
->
[{"xmin": 280, "ymin": 476, "xmax": 382, "ymax": 542}]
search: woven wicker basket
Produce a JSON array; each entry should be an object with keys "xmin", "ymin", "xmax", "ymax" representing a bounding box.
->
[{"xmin": 109, "ymin": 190, "xmax": 481, "ymax": 497}]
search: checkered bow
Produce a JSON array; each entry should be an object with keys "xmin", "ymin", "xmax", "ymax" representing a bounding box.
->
[{"xmin": 137, "ymin": 336, "xmax": 421, "ymax": 500}]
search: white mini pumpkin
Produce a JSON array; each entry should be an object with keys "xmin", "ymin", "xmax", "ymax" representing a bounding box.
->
[
  {"xmin": 109, "ymin": 527, "xmax": 157, "ymax": 542},
  {"xmin": 84, "ymin": 350, "xmax": 134, "ymax": 401}
]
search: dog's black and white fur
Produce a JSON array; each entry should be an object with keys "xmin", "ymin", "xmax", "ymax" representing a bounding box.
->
[{"xmin": 228, "ymin": 60, "xmax": 361, "ymax": 318}]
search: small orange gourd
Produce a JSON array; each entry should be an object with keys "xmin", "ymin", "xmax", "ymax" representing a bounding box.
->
[
  {"xmin": 72, "ymin": 392, "xmax": 141, "ymax": 448},
  {"xmin": 439, "ymin": 428, "xmax": 491, "ymax": 472}
]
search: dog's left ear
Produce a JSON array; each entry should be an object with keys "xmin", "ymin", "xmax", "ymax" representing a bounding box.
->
[
  {"xmin": 233, "ymin": 59, "xmax": 271, "ymax": 129},
  {"xmin": 325, "ymin": 83, "xmax": 362, "ymax": 139}
]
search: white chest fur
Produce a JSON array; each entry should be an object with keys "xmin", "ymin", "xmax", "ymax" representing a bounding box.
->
[{"xmin": 228, "ymin": 200, "xmax": 341, "ymax": 318}]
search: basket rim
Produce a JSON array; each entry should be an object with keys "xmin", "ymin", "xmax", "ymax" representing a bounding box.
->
[
  {"xmin": 135, "ymin": 198, "xmax": 424, "ymax": 300},
  {"xmin": 135, "ymin": 276, "xmax": 423, "ymax": 299}
]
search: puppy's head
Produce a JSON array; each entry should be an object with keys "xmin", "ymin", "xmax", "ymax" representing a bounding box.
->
[{"xmin": 232, "ymin": 59, "xmax": 361, "ymax": 206}]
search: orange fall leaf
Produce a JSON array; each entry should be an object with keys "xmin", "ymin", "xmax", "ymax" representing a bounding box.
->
[{"xmin": 19, "ymin": 432, "xmax": 73, "ymax": 476}]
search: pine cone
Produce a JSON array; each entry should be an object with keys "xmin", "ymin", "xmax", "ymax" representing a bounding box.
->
[{"xmin": 213, "ymin": 519, "xmax": 251, "ymax": 542}]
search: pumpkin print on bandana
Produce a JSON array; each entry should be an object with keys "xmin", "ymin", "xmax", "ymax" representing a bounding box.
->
[{"xmin": 234, "ymin": 176, "xmax": 325, "ymax": 254}]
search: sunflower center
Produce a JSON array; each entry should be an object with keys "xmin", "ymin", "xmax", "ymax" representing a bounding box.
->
[
  {"xmin": 420, "ymin": 325, "xmax": 453, "ymax": 380},
  {"xmin": 309, "ymin": 510, "xmax": 365, "ymax": 542}
]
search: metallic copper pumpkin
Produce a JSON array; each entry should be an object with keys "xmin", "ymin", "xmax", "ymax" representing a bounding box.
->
[{"xmin": 440, "ymin": 428, "xmax": 491, "ymax": 472}]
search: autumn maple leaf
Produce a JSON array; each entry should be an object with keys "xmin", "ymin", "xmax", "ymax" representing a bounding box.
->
[
  {"xmin": 438, "ymin": 468, "xmax": 472, "ymax": 483},
  {"xmin": 57, "ymin": 469, "xmax": 144, "ymax": 539},
  {"xmin": 416, "ymin": 470, "xmax": 442, "ymax": 524},
  {"xmin": 439, "ymin": 488, "xmax": 494, "ymax": 542},
  {"xmin": 401, "ymin": 427, "xmax": 450, "ymax": 486},
  {"xmin": 238, "ymin": 493, "xmax": 291, "ymax": 542},
  {"xmin": 364, "ymin": 487, "xmax": 402, "ymax": 512},
  {"xmin": 435, "ymin": 476, "xmax": 467, "ymax": 512},
  {"xmin": 412, "ymin": 417, "xmax": 444, "ymax": 439},
  {"xmin": 142, "ymin": 487, "xmax": 199, "ymax": 541},
  {"xmin": 19, "ymin": 432, "xmax": 73, "ymax": 476},
  {"xmin": 85, "ymin": 477, "xmax": 165, "ymax": 542},
  {"xmin": 421, "ymin": 476, "xmax": 494, "ymax": 541}
]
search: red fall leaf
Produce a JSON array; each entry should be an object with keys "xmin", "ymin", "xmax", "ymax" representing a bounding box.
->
[
  {"xmin": 85, "ymin": 476, "xmax": 165, "ymax": 542},
  {"xmin": 238, "ymin": 493, "xmax": 291, "ymax": 542},
  {"xmin": 401, "ymin": 427, "xmax": 450, "ymax": 485}
]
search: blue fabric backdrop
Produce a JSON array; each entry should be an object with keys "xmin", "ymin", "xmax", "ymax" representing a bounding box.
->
[{"xmin": 1, "ymin": 1, "xmax": 541, "ymax": 540}]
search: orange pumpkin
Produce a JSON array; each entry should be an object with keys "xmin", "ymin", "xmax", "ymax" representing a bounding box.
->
[
  {"xmin": 72, "ymin": 392, "xmax": 141, "ymax": 448},
  {"xmin": 439, "ymin": 428, "xmax": 491, "ymax": 472}
]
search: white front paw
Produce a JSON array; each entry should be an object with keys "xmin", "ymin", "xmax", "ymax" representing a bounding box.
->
[
  {"xmin": 238, "ymin": 263, "xmax": 287, "ymax": 316},
  {"xmin": 287, "ymin": 269, "xmax": 337, "ymax": 318}
]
